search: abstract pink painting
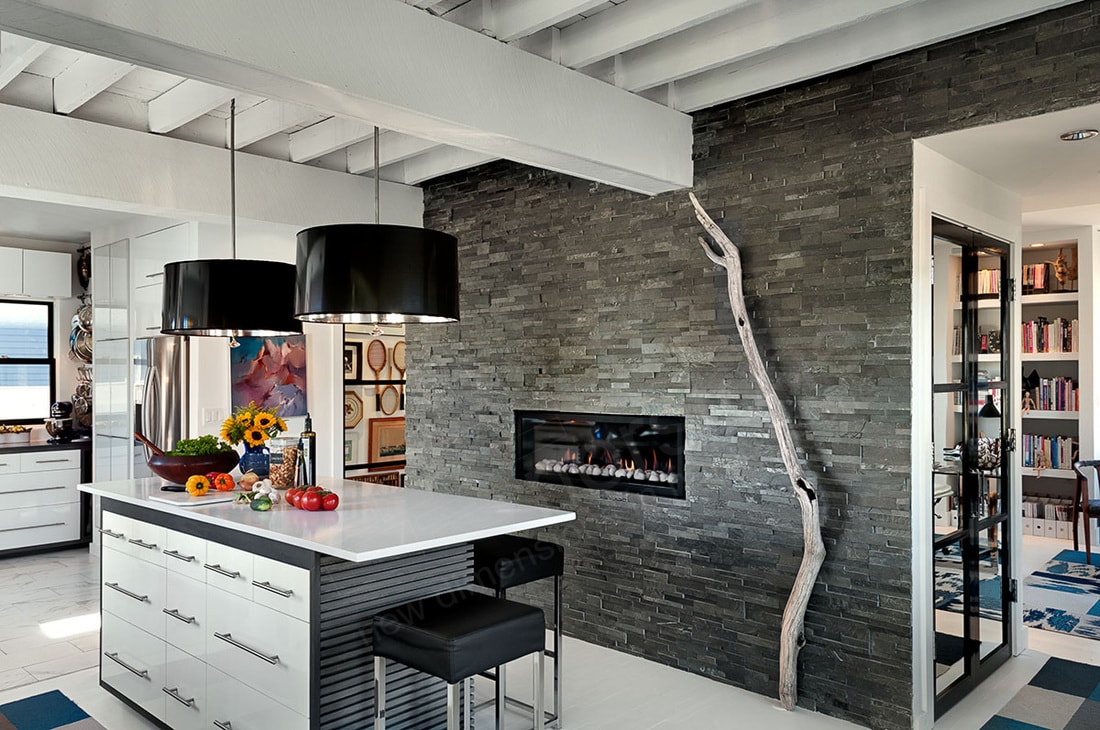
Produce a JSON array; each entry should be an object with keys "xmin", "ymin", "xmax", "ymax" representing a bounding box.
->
[{"xmin": 230, "ymin": 335, "xmax": 308, "ymax": 416}]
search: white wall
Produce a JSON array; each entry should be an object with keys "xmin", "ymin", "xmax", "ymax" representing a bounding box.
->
[{"xmin": 910, "ymin": 141, "xmax": 1023, "ymax": 730}]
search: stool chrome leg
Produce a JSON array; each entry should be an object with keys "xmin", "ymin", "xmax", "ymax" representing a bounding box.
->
[
  {"xmin": 534, "ymin": 650, "xmax": 545, "ymax": 730},
  {"xmin": 496, "ymin": 587, "xmax": 506, "ymax": 730},
  {"xmin": 465, "ymin": 676, "xmax": 473, "ymax": 730},
  {"xmin": 447, "ymin": 681, "xmax": 461, "ymax": 730},
  {"xmin": 374, "ymin": 655, "xmax": 387, "ymax": 730},
  {"xmin": 553, "ymin": 574, "xmax": 562, "ymax": 728}
]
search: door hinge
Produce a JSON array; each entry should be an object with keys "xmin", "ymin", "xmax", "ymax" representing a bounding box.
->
[
  {"xmin": 1008, "ymin": 277, "xmax": 1016, "ymax": 302},
  {"xmin": 1004, "ymin": 428, "xmax": 1017, "ymax": 453},
  {"xmin": 1009, "ymin": 578, "xmax": 1019, "ymax": 603}
]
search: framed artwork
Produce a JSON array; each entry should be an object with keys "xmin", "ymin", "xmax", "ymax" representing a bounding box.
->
[
  {"xmin": 344, "ymin": 342, "xmax": 362, "ymax": 380},
  {"xmin": 368, "ymin": 417, "xmax": 406, "ymax": 466},
  {"xmin": 230, "ymin": 335, "xmax": 307, "ymax": 416},
  {"xmin": 344, "ymin": 436, "xmax": 355, "ymax": 463},
  {"xmin": 344, "ymin": 391, "xmax": 364, "ymax": 428}
]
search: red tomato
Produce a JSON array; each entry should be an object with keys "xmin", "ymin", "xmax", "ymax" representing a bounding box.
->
[
  {"xmin": 321, "ymin": 492, "xmax": 340, "ymax": 511},
  {"xmin": 306, "ymin": 486, "xmax": 324, "ymax": 493},
  {"xmin": 286, "ymin": 487, "xmax": 300, "ymax": 506},
  {"xmin": 300, "ymin": 491, "xmax": 321, "ymax": 511}
]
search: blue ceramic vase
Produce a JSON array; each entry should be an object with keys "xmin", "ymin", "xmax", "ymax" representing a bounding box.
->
[{"xmin": 239, "ymin": 443, "xmax": 270, "ymax": 479}]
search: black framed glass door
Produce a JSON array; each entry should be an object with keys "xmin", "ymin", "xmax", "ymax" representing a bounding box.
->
[{"xmin": 931, "ymin": 217, "xmax": 1013, "ymax": 716}]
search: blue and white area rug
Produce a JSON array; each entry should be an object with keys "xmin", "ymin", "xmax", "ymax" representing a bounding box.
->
[
  {"xmin": 1022, "ymin": 550, "xmax": 1100, "ymax": 640},
  {"xmin": 936, "ymin": 550, "xmax": 1100, "ymax": 639},
  {"xmin": 0, "ymin": 689, "xmax": 105, "ymax": 729},
  {"xmin": 981, "ymin": 656, "xmax": 1100, "ymax": 729}
]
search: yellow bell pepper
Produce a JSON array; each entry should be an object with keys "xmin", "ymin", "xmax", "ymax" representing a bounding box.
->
[{"xmin": 185, "ymin": 474, "xmax": 211, "ymax": 496}]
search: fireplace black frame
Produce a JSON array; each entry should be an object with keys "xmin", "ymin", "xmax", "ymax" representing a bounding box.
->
[{"xmin": 514, "ymin": 410, "xmax": 686, "ymax": 499}]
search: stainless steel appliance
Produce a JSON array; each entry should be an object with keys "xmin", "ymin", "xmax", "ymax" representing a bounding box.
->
[
  {"xmin": 135, "ymin": 336, "xmax": 189, "ymax": 477},
  {"xmin": 46, "ymin": 401, "xmax": 74, "ymax": 443}
]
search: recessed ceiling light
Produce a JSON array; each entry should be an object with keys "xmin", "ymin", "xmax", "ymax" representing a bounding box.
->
[{"xmin": 1059, "ymin": 129, "xmax": 1099, "ymax": 141}]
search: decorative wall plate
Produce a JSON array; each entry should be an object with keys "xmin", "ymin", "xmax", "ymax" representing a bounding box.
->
[{"xmin": 344, "ymin": 390, "xmax": 364, "ymax": 428}]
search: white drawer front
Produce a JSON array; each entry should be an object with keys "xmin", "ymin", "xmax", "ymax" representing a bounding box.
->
[
  {"xmin": 162, "ymin": 529, "xmax": 207, "ymax": 582},
  {"xmin": 165, "ymin": 572, "xmax": 206, "ymax": 659},
  {"xmin": 206, "ymin": 588, "xmax": 310, "ymax": 716},
  {"xmin": 0, "ymin": 470, "xmax": 79, "ymax": 508},
  {"xmin": 0, "ymin": 455, "xmax": 18, "ymax": 475},
  {"xmin": 204, "ymin": 542, "xmax": 253, "ymax": 599},
  {"xmin": 164, "ymin": 645, "xmax": 207, "ymax": 730},
  {"xmin": 252, "ymin": 555, "xmax": 310, "ymax": 622},
  {"xmin": 207, "ymin": 666, "xmax": 309, "ymax": 730},
  {"xmin": 18, "ymin": 450, "xmax": 81, "ymax": 472},
  {"xmin": 101, "ymin": 610, "xmax": 167, "ymax": 724},
  {"xmin": 0, "ymin": 502, "xmax": 80, "ymax": 550},
  {"xmin": 102, "ymin": 548, "xmax": 166, "ymax": 639},
  {"xmin": 101, "ymin": 512, "xmax": 166, "ymax": 566}
]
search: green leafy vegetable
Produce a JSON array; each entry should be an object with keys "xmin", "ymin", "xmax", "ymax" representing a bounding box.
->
[{"xmin": 167, "ymin": 435, "xmax": 233, "ymax": 456}]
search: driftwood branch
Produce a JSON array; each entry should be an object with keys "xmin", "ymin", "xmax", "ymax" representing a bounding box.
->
[{"xmin": 689, "ymin": 192, "xmax": 826, "ymax": 711}]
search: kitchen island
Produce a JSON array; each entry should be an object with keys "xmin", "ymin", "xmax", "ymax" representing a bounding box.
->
[{"xmin": 79, "ymin": 477, "xmax": 574, "ymax": 730}]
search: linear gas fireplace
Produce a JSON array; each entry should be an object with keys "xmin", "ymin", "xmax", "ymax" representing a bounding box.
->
[{"xmin": 515, "ymin": 410, "xmax": 686, "ymax": 499}]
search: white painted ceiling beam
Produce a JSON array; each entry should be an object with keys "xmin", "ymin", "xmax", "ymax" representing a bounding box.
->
[
  {"xmin": 289, "ymin": 116, "xmax": 374, "ymax": 163},
  {"xmin": 53, "ymin": 53, "xmax": 133, "ymax": 113},
  {"xmin": 0, "ymin": 32, "xmax": 47, "ymax": 89},
  {"xmin": 405, "ymin": 0, "xmax": 443, "ymax": 9},
  {"xmin": 385, "ymin": 147, "xmax": 497, "ymax": 186},
  {"xmin": 233, "ymin": 99, "xmax": 316, "ymax": 148},
  {"xmin": 490, "ymin": 0, "xmax": 607, "ymax": 42},
  {"xmin": 148, "ymin": 78, "xmax": 234, "ymax": 133},
  {"xmin": 0, "ymin": 102, "xmax": 422, "ymax": 228},
  {"xmin": 671, "ymin": 0, "xmax": 1080, "ymax": 112},
  {"xmin": 0, "ymin": 0, "xmax": 693, "ymax": 194},
  {"xmin": 347, "ymin": 131, "xmax": 443, "ymax": 174},
  {"xmin": 606, "ymin": 0, "xmax": 922, "ymax": 93},
  {"xmin": 558, "ymin": 0, "xmax": 755, "ymax": 69}
]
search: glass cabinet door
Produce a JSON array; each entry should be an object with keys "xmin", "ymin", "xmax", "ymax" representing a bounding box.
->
[{"xmin": 931, "ymin": 217, "xmax": 1013, "ymax": 716}]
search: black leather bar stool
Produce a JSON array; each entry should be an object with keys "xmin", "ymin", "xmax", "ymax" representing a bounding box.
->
[
  {"xmin": 473, "ymin": 535, "xmax": 564, "ymax": 728},
  {"xmin": 373, "ymin": 590, "xmax": 545, "ymax": 730}
]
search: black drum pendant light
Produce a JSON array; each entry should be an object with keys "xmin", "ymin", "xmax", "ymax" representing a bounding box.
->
[
  {"xmin": 162, "ymin": 100, "xmax": 301, "ymax": 338},
  {"xmin": 294, "ymin": 128, "xmax": 459, "ymax": 324}
]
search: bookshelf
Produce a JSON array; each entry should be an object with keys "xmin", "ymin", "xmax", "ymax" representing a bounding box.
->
[{"xmin": 1020, "ymin": 229, "xmax": 1093, "ymax": 539}]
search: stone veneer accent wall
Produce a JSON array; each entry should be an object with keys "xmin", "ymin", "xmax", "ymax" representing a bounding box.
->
[{"xmin": 408, "ymin": 5, "xmax": 1100, "ymax": 728}]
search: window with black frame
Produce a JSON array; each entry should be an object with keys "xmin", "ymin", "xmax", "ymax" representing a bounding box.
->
[{"xmin": 0, "ymin": 300, "xmax": 54, "ymax": 423}]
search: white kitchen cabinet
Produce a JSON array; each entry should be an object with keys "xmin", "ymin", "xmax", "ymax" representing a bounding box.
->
[
  {"xmin": 0, "ymin": 246, "xmax": 71, "ymax": 298},
  {"xmin": 0, "ymin": 448, "xmax": 85, "ymax": 553},
  {"xmin": 101, "ymin": 509, "xmax": 312, "ymax": 728},
  {"xmin": 0, "ymin": 247, "xmax": 21, "ymax": 295},
  {"xmin": 207, "ymin": 666, "xmax": 309, "ymax": 730},
  {"xmin": 132, "ymin": 223, "xmax": 194, "ymax": 282}
]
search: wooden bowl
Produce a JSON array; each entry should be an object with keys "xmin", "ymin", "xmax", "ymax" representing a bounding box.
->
[{"xmin": 147, "ymin": 451, "xmax": 240, "ymax": 485}]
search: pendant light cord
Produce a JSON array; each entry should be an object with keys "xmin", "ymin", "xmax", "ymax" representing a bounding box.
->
[
  {"xmin": 230, "ymin": 98, "xmax": 237, "ymax": 259},
  {"xmin": 374, "ymin": 125, "xmax": 380, "ymax": 225}
]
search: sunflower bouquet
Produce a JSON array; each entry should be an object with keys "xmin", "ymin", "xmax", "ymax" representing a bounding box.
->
[{"xmin": 220, "ymin": 401, "xmax": 288, "ymax": 447}]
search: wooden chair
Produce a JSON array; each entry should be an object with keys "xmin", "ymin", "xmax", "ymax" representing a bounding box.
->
[{"xmin": 1071, "ymin": 460, "xmax": 1100, "ymax": 564}]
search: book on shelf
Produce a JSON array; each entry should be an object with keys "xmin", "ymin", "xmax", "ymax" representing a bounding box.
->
[
  {"xmin": 1021, "ymin": 434, "xmax": 1077, "ymax": 470},
  {"xmin": 1022, "ymin": 263, "xmax": 1050, "ymax": 294},
  {"xmin": 1021, "ymin": 317, "xmax": 1078, "ymax": 354},
  {"xmin": 1025, "ymin": 376, "xmax": 1078, "ymax": 412}
]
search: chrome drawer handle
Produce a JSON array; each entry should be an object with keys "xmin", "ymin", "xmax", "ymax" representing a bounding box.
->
[
  {"xmin": 98, "ymin": 528, "xmax": 125, "ymax": 539},
  {"xmin": 0, "ymin": 522, "xmax": 63, "ymax": 533},
  {"xmin": 164, "ymin": 549, "xmax": 196, "ymax": 563},
  {"xmin": 127, "ymin": 538, "xmax": 159, "ymax": 550},
  {"xmin": 214, "ymin": 721, "xmax": 233, "ymax": 730},
  {"xmin": 104, "ymin": 651, "xmax": 149, "ymax": 678},
  {"xmin": 105, "ymin": 581, "xmax": 148, "ymax": 603},
  {"xmin": 252, "ymin": 580, "xmax": 293, "ymax": 598},
  {"xmin": 214, "ymin": 632, "xmax": 279, "ymax": 665},
  {"xmin": 163, "ymin": 607, "xmax": 196, "ymax": 624},
  {"xmin": 204, "ymin": 563, "xmax": 241, "ymax": 579},
  {"xmin": 4, "ymin": 485, "xmax": 67, "ymax": 495},
  {"xmin": 162, "ymin": 686, "xmax": 195, "ymax": 707},
  {"xmin": 34, "ymin": 458, "xmax": 71, "ymax": 464}
]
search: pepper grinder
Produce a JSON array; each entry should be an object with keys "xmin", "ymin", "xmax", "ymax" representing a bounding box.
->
[{"xmin": 299, "ymin": 413, "xmax": 317, "ymax": 486}]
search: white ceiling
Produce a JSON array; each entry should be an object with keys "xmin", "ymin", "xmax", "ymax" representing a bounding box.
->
[{"xmin": 0, "ymin": 0, "xmax": 1088, "ymax": 242}]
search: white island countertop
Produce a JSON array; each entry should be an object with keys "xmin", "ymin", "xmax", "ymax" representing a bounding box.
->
[{"xmin": 80, "ymin": 477, "xmax": 574, "ymax": 563}]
